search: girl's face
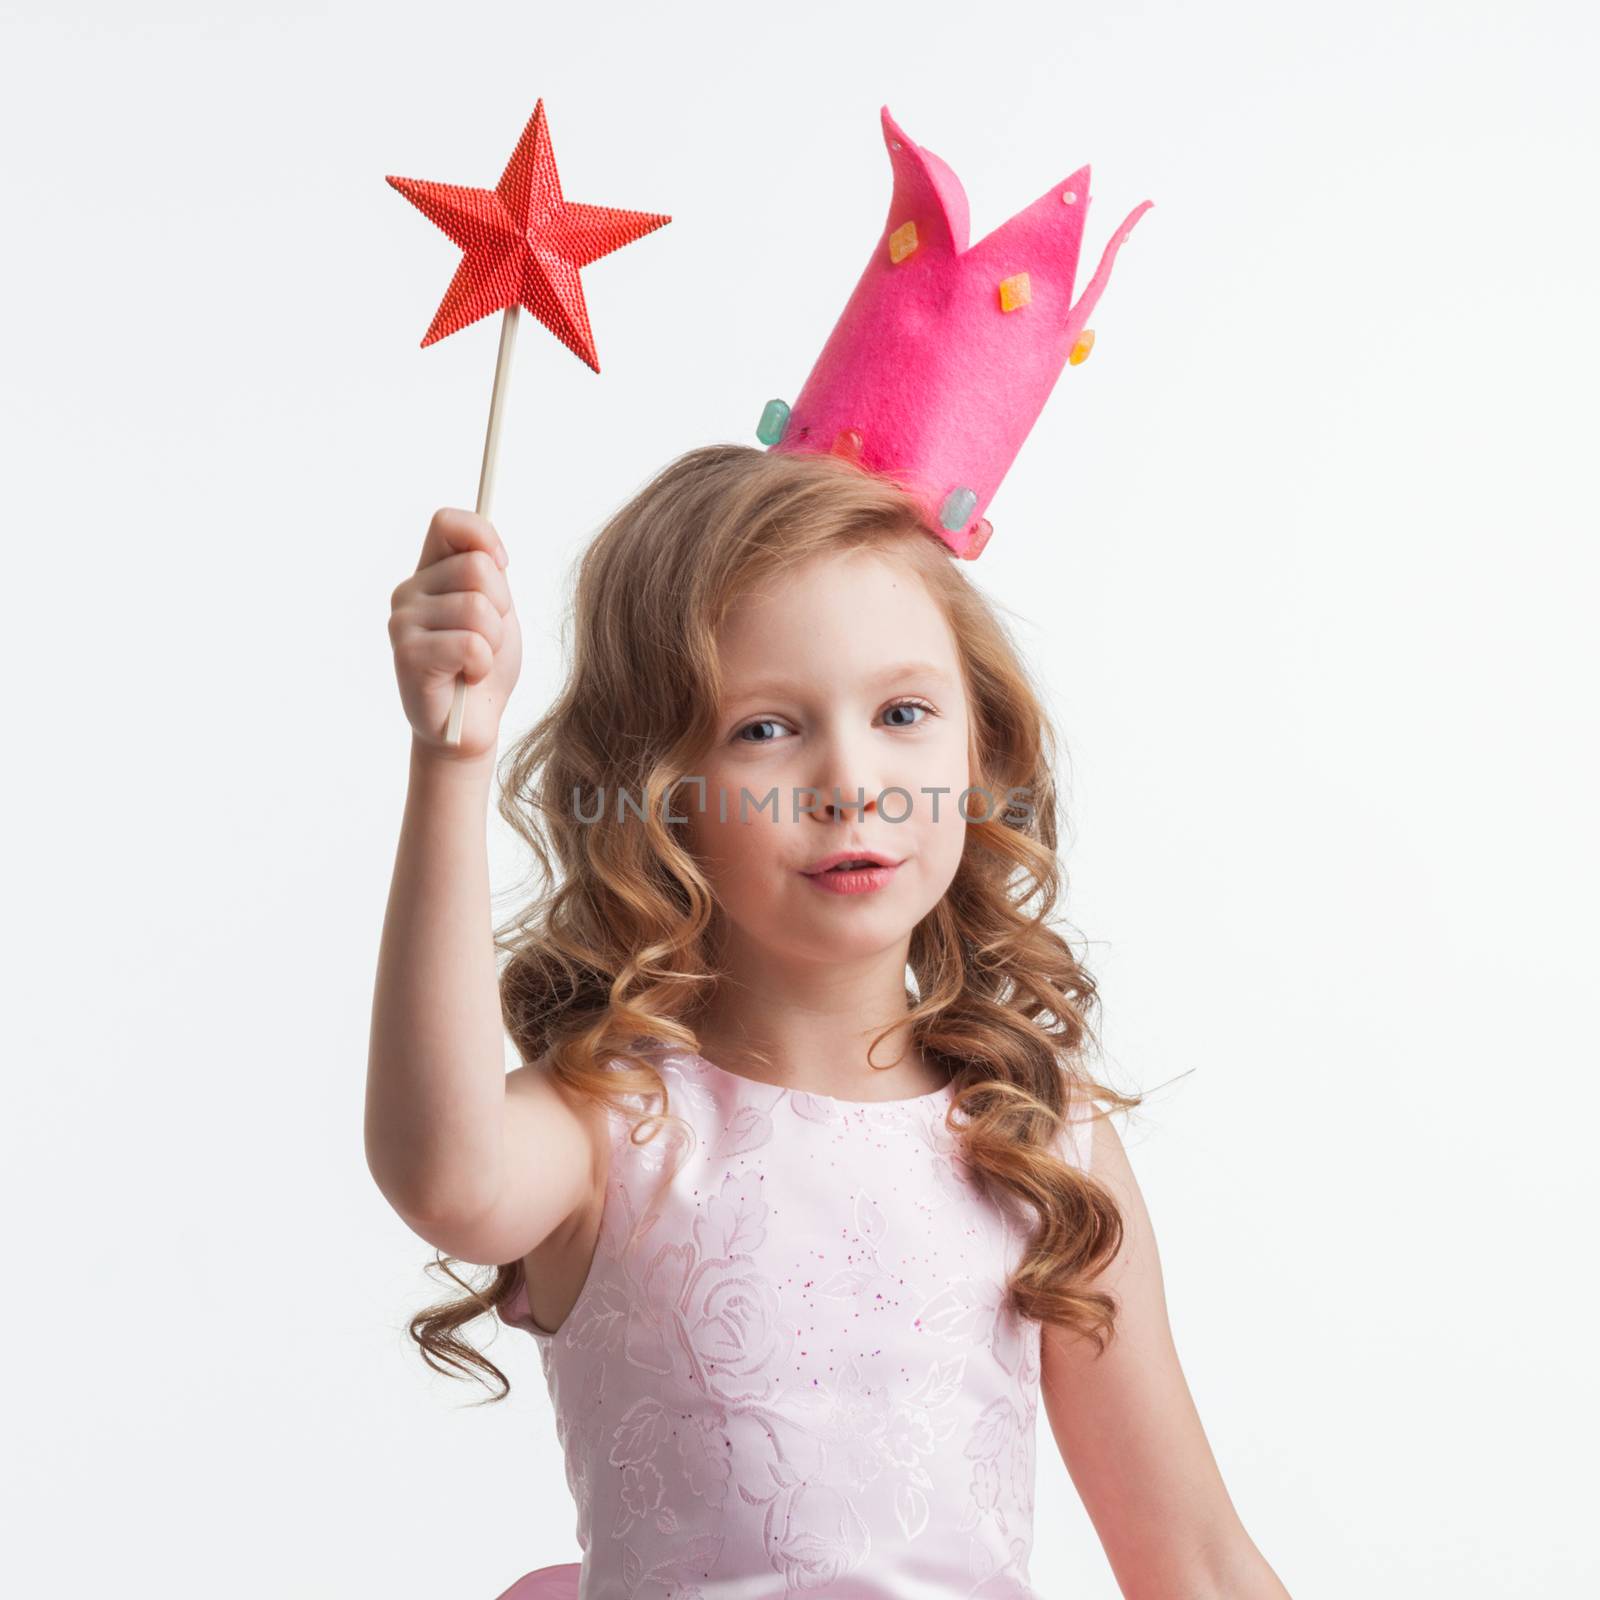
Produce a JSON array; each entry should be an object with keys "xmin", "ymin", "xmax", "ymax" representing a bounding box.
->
[{"xmin": 683, "ymin": 546, "xmax": 975, "ymax": 967}]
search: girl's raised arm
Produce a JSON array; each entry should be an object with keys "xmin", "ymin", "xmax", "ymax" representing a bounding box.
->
[{"xmin": 363, "ymin": 508, "xmax": 593, "ymax": 1267}]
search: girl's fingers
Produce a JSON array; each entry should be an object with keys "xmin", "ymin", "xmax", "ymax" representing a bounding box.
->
[
  {"xmin": 398, "ymin": 548, "xmax": 513, "ymax": 614},
  {"xmin": 393, "ymin": 589, "xmax": 507, "ymax": 653},
  {"xmin": 393, "ymin": 624, "xmax": 495, "ymax": 687},
  {"xmin": 389, "ymin": 512, "xmax": 521, "ymax": 753},
  {"xmin": 416, "ymin": 506, "xmax": 509, "ymax": 576}
]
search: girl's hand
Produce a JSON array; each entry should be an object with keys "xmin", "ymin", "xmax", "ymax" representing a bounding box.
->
[{"xmin": 388, "ymin": 507, "xmax": 522, "ymax": 764}]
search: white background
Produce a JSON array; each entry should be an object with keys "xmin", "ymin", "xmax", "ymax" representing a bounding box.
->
[{"xmin": 3, "ymin": 1, "xmax": 1595, "ymax": 1595}]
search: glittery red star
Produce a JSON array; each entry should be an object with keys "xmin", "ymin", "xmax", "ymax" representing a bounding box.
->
[{"xmin": 387, "ymin": 99, "xmax": 670, "ymax": 370}]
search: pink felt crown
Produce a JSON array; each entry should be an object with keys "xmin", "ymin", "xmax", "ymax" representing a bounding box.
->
[{"xmin": 760, "ymin": 106, "xmax": 1152, "ymax": 559}]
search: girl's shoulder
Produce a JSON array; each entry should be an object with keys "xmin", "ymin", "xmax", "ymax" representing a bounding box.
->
[{"xmin": 1059, "ymin": 1090, "xmax": 1101, "ymax": 1174}]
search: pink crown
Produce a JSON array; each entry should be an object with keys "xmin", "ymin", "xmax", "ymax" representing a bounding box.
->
[{"xmin": 760, "ymin": 106, "xmax": 1152, "ymax": 559}]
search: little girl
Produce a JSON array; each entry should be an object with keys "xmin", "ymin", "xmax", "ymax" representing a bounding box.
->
[{"xmin": 367, "ymin": 444, "xmax": 1291, "ymax": 1598}]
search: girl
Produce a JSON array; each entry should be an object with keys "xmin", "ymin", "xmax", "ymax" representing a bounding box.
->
[{"xmin": 366, "ymin": 445, "xmax": 1292, "ymax": 1599}]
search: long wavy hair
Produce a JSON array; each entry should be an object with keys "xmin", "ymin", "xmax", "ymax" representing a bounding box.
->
[{"xmin": 408, "ymin": 442, "xmax": 1143, "ymax": 1400}]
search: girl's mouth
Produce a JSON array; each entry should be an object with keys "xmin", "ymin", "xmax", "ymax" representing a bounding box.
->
[{"xmin": 801, "ymin": 859, "xmax": 901, "ymax": 895}]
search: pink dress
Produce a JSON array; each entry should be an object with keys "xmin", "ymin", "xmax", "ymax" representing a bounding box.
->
[{"xmin": 492, "ymin": 1046, "xmax": 1095, "ymax": 1600}]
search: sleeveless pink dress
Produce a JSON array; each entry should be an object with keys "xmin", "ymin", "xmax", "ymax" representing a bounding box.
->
[{"xmin": 492, "ymin": 1046, "xmax": 1095, "ymax": 1600}]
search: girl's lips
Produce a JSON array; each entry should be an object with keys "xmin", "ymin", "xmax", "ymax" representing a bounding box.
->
[
  {"xmin": 801, "ymin": 862, "xmax": 901, "ymax": 896},
  {"xmin": 802, "ymin": 849, "xmax": 901, "ymax": 874}
]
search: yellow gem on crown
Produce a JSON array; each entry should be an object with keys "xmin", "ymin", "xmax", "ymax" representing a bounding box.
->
[
  {"xmin": 888, "ymin": 220, "xmax": 919, "ymax": 264},
  {"xmin": 1069, "ymin": 328, "xmax": 1096, "ymax": 365},
  {"xmin": 998, "ymin": 272, "xmax": 1032, "ymax": 313}
]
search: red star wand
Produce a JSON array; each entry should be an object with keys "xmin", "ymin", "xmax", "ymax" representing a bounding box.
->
[{"xmin": 387, "ymin": 99, "xmax": 670, "ymax": 745}]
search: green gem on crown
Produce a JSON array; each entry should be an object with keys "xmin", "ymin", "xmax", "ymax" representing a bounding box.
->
[
  {"xmin": 939, "ymin": 486, "xmax": 978, "ymax": 532},
  {"xmin": 756, "ymin": 398, "xmax": 791, "ymax": 446}
]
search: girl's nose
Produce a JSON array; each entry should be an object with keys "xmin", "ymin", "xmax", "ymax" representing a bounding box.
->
[
  {"xmin": 818, "ymin": 784, "xmax": 877, "ymax": 822},
  {"xmin": 808, "ymin": 727, "xmax": 893, "ymax": 821}
]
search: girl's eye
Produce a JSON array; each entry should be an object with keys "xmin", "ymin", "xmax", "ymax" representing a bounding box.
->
[
  {"xmin": 882, "ymin": 699, "xmax": 932, "ymax": 728},
  {"xmin": 731, "ymin": 699, "xmax": 934, "ymax": 744}
]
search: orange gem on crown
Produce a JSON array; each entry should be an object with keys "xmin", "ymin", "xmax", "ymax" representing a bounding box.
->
[{"xmin": 998, "ymin": 273, "xmax": 1032, "ymax": 313}]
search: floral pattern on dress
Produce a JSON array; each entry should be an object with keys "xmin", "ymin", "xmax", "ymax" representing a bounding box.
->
[{"xmin": 498, "ymin": 1050, "xmax": 1092, "ymax": 1600}]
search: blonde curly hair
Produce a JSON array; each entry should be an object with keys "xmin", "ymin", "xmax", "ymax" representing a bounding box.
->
[{"xmin": 409, "ymin": 442, "xmax": 1141, "ymax": 1400}]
